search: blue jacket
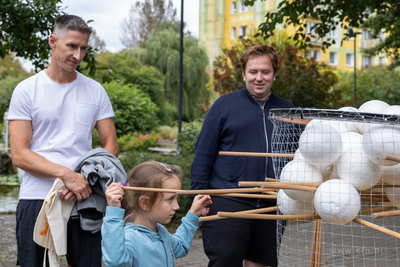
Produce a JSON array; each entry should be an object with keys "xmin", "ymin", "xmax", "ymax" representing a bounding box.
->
[
  {"xmin": 101, "ymin": 206, "xmax": 199, "ymax": 267},
  {"xmin": 190, "ymin": 88, "xmax": 294, "ymax": 207}
]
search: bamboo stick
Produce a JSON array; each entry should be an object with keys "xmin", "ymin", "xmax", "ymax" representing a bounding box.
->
[
  {"xmin": 124, "ymin": 186, "xmax": 178, "ymax": 193},
  {"xmin": 219, "ymin": 151, "xmax": 295, "ymax": 158},
  {"xmin": 261, "ymin": 182, "xmax": 318, "ymax": 191},
  {"xmin": 199, "ymin": 206, "xmax": 278, "ymax": 222},
  {"xmin": 211, "ymin": 193, "xmax": 277, "ymax": 199},
  {"xmin": 176, "ymin": 188, "xmax": 273, "ymax": 195},
  {"xmin": 217, "ymin": 212, "xmax": 321, "ymax": 221},
  {"xmin": 275, "ymin": 117, "xmax": 311, "ymax": 126},
  {"xmin": 239, "ymin": 181, "xmax": 322, "ymax": 187},
  {"xmin": 358, "ymin": 206, "xmax": 394, "ymax": 215},
  {"xmin": 353, "ymin": 218, "xmax": 400, "ymax": 240},
  {"xmin": 372, "ymin": 209, "xmax": 400, "ymax": 219},
  {"xmin": 265, "ymin": 177, "xmax": 277, "ymax": 182},
  {"xmin": 381, "ymin": 154, "xmax": 400, "ymax": 163},
  {"xmin": 309, "ymin": 219, "xmax": 318, "ymax": 267},
  {"xmin": 372, "ymin": 184, "xmax": 400, "ymax": 189},
  {"xmin": 315, "ymin": 219, "xmax": 322, "ymax": 267}
]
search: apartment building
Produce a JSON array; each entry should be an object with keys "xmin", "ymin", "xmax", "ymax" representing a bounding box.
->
[{"xmin": 199, "ymin": 0, "xmax": 387, "ymax": 71}]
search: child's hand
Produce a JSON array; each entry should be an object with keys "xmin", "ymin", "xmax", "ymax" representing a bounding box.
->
[
  {"xmin": 105, "ymin": 182, "xmax": 125, "ymax": 208},
  {"xmin": 190, "ymin": 195, "xmax": 212, "ymax": 217}
]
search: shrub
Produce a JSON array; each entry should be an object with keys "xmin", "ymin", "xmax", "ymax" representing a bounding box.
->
[
  {"xmin": 103, "ymin": 81, "xmax": 160, "ymax": 137},
  {"xmin": 118, "ymin": 132, "xmax": 161, "ymax": 153},
  {"xmin": 177, "ymin": 119, "xmax": 203, "ymax": 156},
  {"xmin": 156, "ymin": 125, "xmax": 178, "ymax": 141}
]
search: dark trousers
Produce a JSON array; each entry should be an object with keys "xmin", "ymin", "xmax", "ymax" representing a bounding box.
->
[
  {"xmin": 16, "ymin": 200, "xmax": 101, "ymax": 267},
  {"xmin": 201, "ymin": 197, "xmax": 279, "ymax": 267}
]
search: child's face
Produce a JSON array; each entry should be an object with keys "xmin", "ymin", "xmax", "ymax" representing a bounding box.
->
[{"xmin": 149, "ymin": 176, "xmax": 181, "ymax": 225}]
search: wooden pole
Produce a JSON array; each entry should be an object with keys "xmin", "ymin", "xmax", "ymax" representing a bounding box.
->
[
  {"xmin": 199, "ymin": 206, "xmax": 278, "ymax": 222},
  {"xmin": 353, "ymin": 218, "xmax": 400, "ymax": 240},
  {"xmin": 358, "ymin": 206, "xmax": 394, "ymax": 215},
  {"xmin": 219, "ymin": 151, "xmax": 295, "ymax": 158},
  {"xmin": 381, "ymin": 153, "xmax": 400, "ymax": 163},
  {"xmin": 217, "ymin": 212, "xmax": 321, "ymax": 221},
  {"xmin": 372, "ymin": 209, "xmax": 400, "ymax": 219},
  {"xmin": 211, "ymin": 193, "xmax": 277, "ymax": 199}
]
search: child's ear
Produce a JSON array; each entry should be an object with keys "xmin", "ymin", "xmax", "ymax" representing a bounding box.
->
[{"xmin": 139, "ymin": 196, "xmax": 150, "ymax": 211}]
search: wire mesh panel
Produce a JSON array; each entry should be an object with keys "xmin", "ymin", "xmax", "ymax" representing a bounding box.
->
[{"xmin": 269, "ymin": 108, "xmax": 400, "ymax": 267}]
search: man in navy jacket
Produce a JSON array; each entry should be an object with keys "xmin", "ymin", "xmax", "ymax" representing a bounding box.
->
[{"xmin": 191, "ymin": 45, "xmax": 294, "ymax": 267}]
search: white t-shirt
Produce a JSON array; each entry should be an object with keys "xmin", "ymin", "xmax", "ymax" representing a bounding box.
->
[{"xmin": 7, "ymin": 70, "xmax": 115, "ymax": 199}]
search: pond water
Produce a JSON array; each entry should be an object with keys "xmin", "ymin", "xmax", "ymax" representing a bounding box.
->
[
  {"xmin": 0, "ymin": 176, "xmax": 21, "ymax": 213},
  {"xmin": 0, "ymin": 184, "xmax": 19, "ymax": 213}
]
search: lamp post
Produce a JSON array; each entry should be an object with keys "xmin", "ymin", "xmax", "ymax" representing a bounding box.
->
[
  {"xmin": 178, "ymin": 0, "xmax": 184, "ymax": 134},
  {"xmin": 353, "ymin": 32, "xmax": 362, "ymax": 107}
]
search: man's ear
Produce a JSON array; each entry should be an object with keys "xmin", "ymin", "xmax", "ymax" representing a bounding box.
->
[
  {"xmin": 139, "ymin": 196, "xmax": 151, "ymax": 211},
  {"xmin": 242, "ymin": 71, "xmax": 246, "ymax": 81},
  {"xmin": 48, "ymin": 34, "xmax": 57, "ymax": 49}
]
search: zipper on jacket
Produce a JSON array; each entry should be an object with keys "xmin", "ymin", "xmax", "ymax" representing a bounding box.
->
[
  {"xmin": 159, "ymin": 235, "xmax": 169, "ymax": 267},
  {"xmin": 252, "ymin": 95, "xmax": 269, "ymax": 208}
]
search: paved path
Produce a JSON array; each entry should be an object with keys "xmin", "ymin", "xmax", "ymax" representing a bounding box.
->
[{"xmin": 0, "ymin": 214, "xmax": 209, "ymax": 267}]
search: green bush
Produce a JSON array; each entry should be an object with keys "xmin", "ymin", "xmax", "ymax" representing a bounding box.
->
[
  {"xmin": 119, "ymin": 151, "xmax": 194, "ymax": 222},
  {"xmin": 103, "ymin": 81, "xmax": 160, "ymax": 137},
  {"xmin": 118, "ymin": 132, "xmax": 161, "ymax": 153},
  {"xmin": 156, "ymin": 125, "xmax": 178, "ymax": 141},
  {"xmin": 177, "ymin": 119, "xmax": 203, "ymax": 156}
]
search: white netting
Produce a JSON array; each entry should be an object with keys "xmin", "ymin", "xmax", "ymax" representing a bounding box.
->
[{"xmin": 270, "ymin": 108, "xmax": 400, "ymax": 267}]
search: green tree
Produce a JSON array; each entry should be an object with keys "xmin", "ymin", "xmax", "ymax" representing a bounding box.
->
[
  {"xmin": 213, "ymin": 37, "xmax": 340, "ymax": 108},
  {"xmin": 0, "ymin": 54, "xmax": 31, "ymax": 79},
  {"xmin": 0, "ymin": 0, "xmax": 98, "ymax": 74},
  {"xmin": 334, "ymin": 66, "xmax": 400, "ymax": 107},
  {"xmin": 0, "ymin": 76, "xmax": 28, "ymax": 120},
  {"xmin": 89, "ymin": 29, "xmax": 107, "ymax": 55},
  {"xmin": 88, "ymin": 51, "xmax": 174, "ymax": 124},
  {"xmin": 103, "ymin": 81, "xmax": 160, "ymax": 137},
  {"xmin": 120, "ymin": 0, "xmax": 179, "ymax": 48},
  {"xmin": 143, "ymin": 29, "xmax": 211, "ymax": 121},
  {"xmin": 247, "ymin": 0, "xmax": 400, "ymax": 67}
]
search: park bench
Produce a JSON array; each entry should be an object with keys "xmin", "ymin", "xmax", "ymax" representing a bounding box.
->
[{"xmin": 148, "ymin": 140, "xmax": 178, "ymax": 154}]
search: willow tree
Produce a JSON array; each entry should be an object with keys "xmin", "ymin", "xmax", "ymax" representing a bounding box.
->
[{"xmin": 143, "ymin": 29, "xmax": 210, "ymax": 121}]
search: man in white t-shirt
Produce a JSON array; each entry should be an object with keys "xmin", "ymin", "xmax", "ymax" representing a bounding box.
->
[{"xmin": 7, "ymin": 15, "xmax": 119, "ymax": 267}]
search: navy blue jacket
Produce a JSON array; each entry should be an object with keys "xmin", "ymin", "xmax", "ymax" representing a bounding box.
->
[{"xmin": 190, "ymin": 88, "xmax": 294, "ymax": 207}]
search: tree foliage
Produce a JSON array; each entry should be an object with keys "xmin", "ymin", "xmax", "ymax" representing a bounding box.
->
[
  {"xmin": 103, "ymin": 81, "xmax": 160, "ymax": 137},
  {"xmin": 0, "ymin": 0, "xmax": 98, "ymax": 74},
  {"xmin": 143, "ymin": 29, "xmax": 211, "ymax": 121},
  {"xmin": 213, "ymin": 37, "xmax": 340, "ymax": 108},
  {"xmin": 246, "ymin": 0, "xmax": 400, "ymax": 67},
  {"xmin": 334, "ymin": 66, "xmax": 400, "ymax": 107},
  {"xmin": 120, "ymin": 0, "xmax": 179, "ymax": 48}
]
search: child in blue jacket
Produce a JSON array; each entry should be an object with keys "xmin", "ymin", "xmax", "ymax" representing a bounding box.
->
[{"xmin": 101, "ymin": 161, "xmax": 212, "ymax": 267}]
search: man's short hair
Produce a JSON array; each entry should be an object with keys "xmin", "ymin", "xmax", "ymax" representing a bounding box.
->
[
  {"xmin": 53, "ymin": 14, "xmax": 92, "ymax": 36},
  {"xmin": 240, "ymin": 45, "xmax": 278, "ymax": 74}
]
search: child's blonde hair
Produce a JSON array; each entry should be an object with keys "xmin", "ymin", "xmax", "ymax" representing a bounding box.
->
[{"xmin": 121, "ymin": 161, "xmax": 182, "ymax": 222}]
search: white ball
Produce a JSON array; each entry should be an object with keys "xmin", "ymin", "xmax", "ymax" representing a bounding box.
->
[
  {"xmin": 277, "ymin": 190, "xmax": 315, "ymax": 216},
  {"xmin": 356, "ymin": 100, "xmax": 390, "ymax": 134},
  {"xmin": 381, "ymin": 105, "xmax": 400, "ymax": 116},
  {"xmin": 314, "ymin": 179, "xmax": 361, "ymax": 225},
  {"xmin": 293, "ymin": 149, "xmax": 305, "ymax": 161},
  {"xmin": 280, "ymin": 160, "xmax": 323, "ymax": 201},
  {"xmin": 337, "ymin": 146, "xmax": 381, "ymax": 190},
  {"xmin": 338, "ymin": 106, "xmax": 360, "ymax": 133},
  {"xmin": 362, "ymin": 124, "xmax": 400, "ymax": 166},
  {"xmin": 381, "ymin": 164, "xmax": 400, "ymax": 184},
  {"xmin": 340, "ymin": 131, "xmax": 363, "ymax": 153},
  {"xmin": 299, "ymin": 123, "xmax": 342, "ymax": 169},
  {"xmin": 385, "ymin": 187, "xmax": 400, "ymax": 209}
]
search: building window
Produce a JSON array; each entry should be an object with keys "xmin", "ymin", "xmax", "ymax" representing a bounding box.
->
[
  {"xmin": 329, "ymin": 27, "xmax": 339, "ymax": 38},
  {"xmin": 231, "ymin": 27, "xmax": 236, "ymax": 40},
  {"xmin": 329, "ymin": 52, "xmax": 338, "ymax": 65},
  {"xmin": 362, "ymin": 56, "xmax": 373, "ymax": 67},
  {"xmin": 306, "ymin": 21, "xmax": 320, "ymax": 35},
  {"xmin": 380, "ymin": 57, "xmax": 385, "ymax": 65},
  {"xmin": 239, "ymin": 25, "xmax": 248, "ymax": 38},
  {"xmin": 346, "ymin": 28, "xmax": 355, "ymax": 40},
  {"xmin": 346, "ymin": 53, "xmax": 354, "ymax": 66},
  {"xmin": 239, "ymin": 1, "xmax": 248, "ymax": 13},
  {"xmin": 307, "ymin": 50, "xmax": 321, "ymax": 61},
  {"xmin": 362, "ymin": 30, "xmax": 373, "ymax": 41},
  {"xmin": 231, "ymin": 2, "xmax": 237, "ymax": 14}
]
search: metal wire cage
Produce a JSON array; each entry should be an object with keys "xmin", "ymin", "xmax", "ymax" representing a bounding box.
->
[{"xmin": 269, "ymin": 108, "xmax": 400, "ymax": 267}]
